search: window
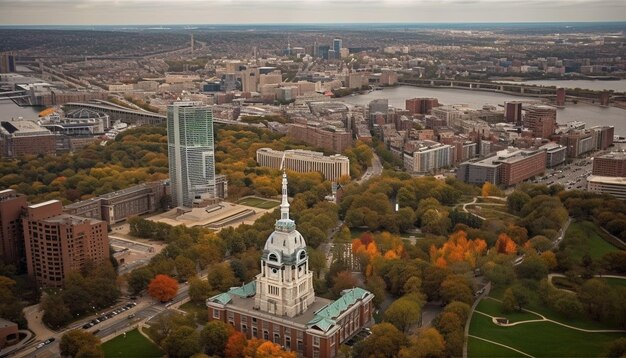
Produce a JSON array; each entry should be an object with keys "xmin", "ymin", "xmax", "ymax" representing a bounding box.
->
[
  {"xmin": 274, "ymin": 333, "xmax": 280, "ymax": 344},
  {"xmin": 269, "ymin": 285, "xmax": 280, "ymax": 296},
  {"xmin": 269, "ymin": 253, "xmax": 278, "ymax": 262},
  {"xmin": 263, "ymin": 331, "xmax": 269, "ymax": 340},
  {"xmin": 285, "ymin": 336, "xmax": 291, "ymax": 350},
  {"xmin": 313, "ymin": 336, "xmax": 320, "ymax": 347},
  {"xmin": 299, "ymin": 250, "xmax": 306, "ymax": 261},
  {"xmin": 241, "ymin": 324, "xmax": 247, "ymax": 333},
  {"xmin": 297, "ymin": 340, "xmax": 304, "ymax": 352},
  {"xmin": 213, "ymin": 309, "xmax": 220, "ymax": 319},
  {"xmin": 252, "ymin": 327, "xmax": 258, "ymax": 338}
]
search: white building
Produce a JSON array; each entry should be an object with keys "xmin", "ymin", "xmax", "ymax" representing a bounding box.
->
[
  {"xmin": 167, "ymin": 102, "xmax": 216, "ymax": 208},
  {"xmin": 256, "ymin": 148, "xmax": 350, "ymax": 181},
  {"xmin": 587, "ymin": 175, "xmax": 626, "ymax": 200},
  {"xmin": 404, "ymin": 141, "xmax": 453, "ymax": 173}
]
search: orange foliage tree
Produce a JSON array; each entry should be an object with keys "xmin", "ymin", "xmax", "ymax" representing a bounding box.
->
[
  {"xmin": 494, "ymin": 233, "xmax": 517, "ymax": 254},
  {"xmin": 430, "ymin": 230, "xmax": 487, "ymax": 268},
  {"xmin": 352, "ymin": 232, "xmax": 405, "ymax": 276},
  {"xmin": 244, "ymin": 339, "xmax": 297, "ymax": 358},
  {"xmin": 147, "ymin": 274, "xmax": 178, "ymax": 302},
  {"xmin": 225, "ymin": 331, "xmax": 247, "ymax": 358}
]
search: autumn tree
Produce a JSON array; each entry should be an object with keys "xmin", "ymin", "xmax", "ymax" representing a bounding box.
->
[
  {"xmin": 440, "ymin": 275, "xmax": 474, "ymax": 305},
  {"xmin": 399, "ymin": 327, "xmax": 445, "ymax": 358},
  {"xmin": 148, "ymin": 274, "xmax": 179, "ymax": 302},
  {"xmin": 494, "ymin": 233, "xmax": 517, "ymax": 255},
  {"xmin": 189, "ymin": 276, "xmax": 212, "ymax": 304},
  {"xmin": 352, "ymin": 323, "xmax": 407, "ymax": 358},
  {"xmin": 208, "ymin": 263, "xmax": 238, "ymax": 293},
  {"xmin": 60, "ymin": 330, "xmax": 103, "ymax": 358},
  {"xmin": 247, "ymin": 340, "xmax": 297, "ymax": 358},
  {"xmin": 430, "ymin": 230, "xmax": 487, "ymax": 269},
  {"xmin": 502, "ymin": 285, "xmax": 530, "ymax": 312},
  {"xmin": 331, "ymin": 271, "xmax": 358, "ymax": 298},
  {"xmin": 225, "ymin": 331, "xmax": 247, "ymax": 358}
]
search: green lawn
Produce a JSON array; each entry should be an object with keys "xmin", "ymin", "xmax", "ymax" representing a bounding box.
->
[
  {"xmin": 603, "ymin": 277, "xmax": 626, "ymax": 288},
  {"xmin": 236, "ymin": 197, "xmax": 279, "ymax": 209},
  {"xmin": 468, "ymin": 312, "xmax": 621, "ymax": 358},
  {"xmin": 476, "ymin": 298, "xmax": 542, "ymax": 323},
  {"xmin": 563, "ymin": 221, "xmax": 622, "ymax": 261},
  {"xmin": 102, "ymin": 329, "xmax": 164, "ymax": 358},
  {"xmin": 468, "ymin": 336, "xmax": 526, "ymax": 358}
]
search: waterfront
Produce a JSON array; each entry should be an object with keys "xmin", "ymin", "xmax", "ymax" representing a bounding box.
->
[
  {"xmin": 495, "ymin": 79, "xmax": 626, "ymax": 92},
  {"xmin": 338, "ymin": 85, "xmax": 626, "ymax": 136}
]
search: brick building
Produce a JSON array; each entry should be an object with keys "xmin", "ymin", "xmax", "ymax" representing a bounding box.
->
[
  {"xmin": 0, "ymin": 190, "xmax": 27, "ymax": 268},
  {"xmin": 0, "ymin": 121, "xmax": 56, "ymax": 158},
  {"xmin": 524, "ymin": 105, "xmax": 557, "ymax": 139},
  {"xmin": 287, "ymin": 124, "xmax": 352, "ymax": 154},
  {"xmin": 593, "ymin": 153, "xmax": 626, "ymax": 177},
  {"xmin": 207, "ymin": 174, "xmax": 374, "ymax": 358},
  {"xmin": 406, "ymin": 98, "xmax": 439, "ymax": 115},
  {"xmin": 23, "ymin": 200, "xmax": 108, "ymax": 287}
]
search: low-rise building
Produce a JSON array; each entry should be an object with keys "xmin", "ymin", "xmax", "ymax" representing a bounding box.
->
[
  {"xmin": 587, "ymin": 175, "xmax": 626, "ymax": 200},
  {"xmin": 256, "ymin": 148, "xmax": 350, "ymax": 181},
  {"xmin": 540, "ymin": 142, "xmax": 567, "ymax": 168},
  {"xmin": 0, "ymin": 120, "xmax": 56, "ymax": 158},
  {"xmin": 593, "ymin": 152, "xmax": 626, "ymax": 177}
]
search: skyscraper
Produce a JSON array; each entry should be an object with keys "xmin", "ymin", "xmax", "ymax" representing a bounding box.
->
[
  {"xmin": 505, "ymin": 101, "xmax": 523, "ymax": 126},
  {"xmin": 167, "ymin": 102, "xmax": 216, "ymax": 208},
  {"xmin": 333, "ymin": 38, "xmax": 342, "ymax": 59}
]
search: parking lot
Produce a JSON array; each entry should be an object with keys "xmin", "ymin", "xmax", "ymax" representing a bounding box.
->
[{"xmin": 532, "ymin": 157, "xmax": 594, "ymax": 190}]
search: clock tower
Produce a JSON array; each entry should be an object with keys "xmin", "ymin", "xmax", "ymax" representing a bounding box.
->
[{"xmin": 254, "ymin": 172, "xmax": 315, "ymax": 317}]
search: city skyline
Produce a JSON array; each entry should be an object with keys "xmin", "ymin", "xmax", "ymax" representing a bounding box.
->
[{"xmin": 0, "ymin": 0, "xmax": 625, "ymax": 25}]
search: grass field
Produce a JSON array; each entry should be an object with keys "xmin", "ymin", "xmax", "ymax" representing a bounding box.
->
[
  {"xmin": 563, "ymin": 221, "xmax": 621, "ymax": 261},
  {"xmin": 236, "ymin": 197, "xmax": 280, "ymax": 209},
  {"xmin": 102, "ymin": 329, "xmax": 164, "ymax": 358},
  {"xmin": 475, "ymin": 298, "xmax": 542, "ymax": 323},
  {"xmin": 468, "ymin": 336, "xmax": 526, "ymax": 358},
  {"xmin": 468, "ymin": 311, "xmax": 621, "ymax": 357},
  {"xmin": 603, "ymin": 277, "xmax": 626, "ymax": 288}
]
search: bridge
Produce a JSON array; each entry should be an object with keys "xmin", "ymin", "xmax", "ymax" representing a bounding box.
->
[
  {"xmin": 399, "ymin": 78, "xmax": 556, "ymax": 97},
  {"xmin": 62, "ymin": 101, "xmax": 256, "ymax": 128}
]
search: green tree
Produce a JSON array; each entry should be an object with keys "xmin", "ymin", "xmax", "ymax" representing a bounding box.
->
[
  {"xmin": 440, "ymin": 275, "xmax": 473, "ymax": 305},
  {"xmin": 60, "ymin": 330, "xmax": 102, "ymax": 358},
  {"xmin": 207, "ymin": 263, "xmax": 238, "ymax": 293},
  {"xmin": 604, "ymin": 337, "xmax": 626, "ymax": 358},
  {"xmin": 383, "ymin": 294, "xmax": 424, "ymax": 333},
  {"xmin": 352, "ymin": 323, "xmax": 407, "ymax": 358},
  {"xmin": 189, "ymin": 276, "xmax": 212, "ymax": 304},
  {"xmin": 162, "ymin": 325, "xmax": 201, "ymax": 358},
  {"xmin": 515, "ymin": 254, "xmax": 548, "ymax": 280},
  {"xmin": 127, "ymin": 267, "xmax": 154, "ymax": 295},
  {"xmin": 41, "ymin": 293, "xmax": 71, "ymax": 329},
  {"xmin": 201, "ymin": 320, "xmax": 234, "ymax": 356},
  {"xmin": 501, "ymin": 285, "xmax": 530, "ymax": 312},
  {"xmin": 175, "ymin": 256, "xmax": 197, "ymax": 282}
]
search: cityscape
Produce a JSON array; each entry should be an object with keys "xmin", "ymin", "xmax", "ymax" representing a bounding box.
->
[{"xmin": 0, "ymin": 1, "xmax": 626, "ymax": 358}]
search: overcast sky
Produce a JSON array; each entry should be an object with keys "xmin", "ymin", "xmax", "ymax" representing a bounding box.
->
[{"xmin": 0, "ymin": 0, "xmax": 624, "ymax": 25}]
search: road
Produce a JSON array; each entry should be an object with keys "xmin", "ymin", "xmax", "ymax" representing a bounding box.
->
[
  {"xmin": 532, "ymin": 157, "xmax": 594, "ymax": 190},
  {"xmin": 13, "ymin": 282, "xmax": 193, "ymax": 358},
  {"xmin": 357, "ymin": 152, "xmax": 382, "ymax": 183}
]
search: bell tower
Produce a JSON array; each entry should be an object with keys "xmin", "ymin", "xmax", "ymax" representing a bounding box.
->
[{"xmin": 254, "ymin": 172, "xmax": 315, "ymax": 317}]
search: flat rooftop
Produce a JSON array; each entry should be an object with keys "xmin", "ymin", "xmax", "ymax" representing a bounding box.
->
[
  {"xmin": 227, "ymin": 293, "xmax": 333, "ymax": 327},
  {"xmin": 0, "ymin": 120, "xmax": 51, "ymax": 135},
  {"xmin": 587, "ymin": 175, "xmax": 626, "ymax": 185},
  {"xmin": 42, "ymin": 213, "xmax": 102, "ymax": 225},
  {"xmin": 597, "ymin": 152, "xmax": 626, "ymax": 160}
]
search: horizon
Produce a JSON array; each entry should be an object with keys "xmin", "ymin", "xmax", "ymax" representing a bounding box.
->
[{"xmin": 1, "ymin": 0, "xmax": 625, "ymax": 26}]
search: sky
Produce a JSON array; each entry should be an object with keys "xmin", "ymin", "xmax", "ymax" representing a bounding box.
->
[{"xmin": 0, "ymin": 0, "xmax": 625, "ymax": 25}]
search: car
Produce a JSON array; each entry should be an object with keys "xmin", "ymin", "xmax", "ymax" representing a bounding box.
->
[
  {"xmin": 36, "ymin": 342, "xmax": 45, "ymax": 349},
  {"xmin": 82, "ymin": 323, "xmax": 91, "ymax": 329},
  {"xmin": 44, "ymin": 338, "xmax": 55, "ymax": 344}
]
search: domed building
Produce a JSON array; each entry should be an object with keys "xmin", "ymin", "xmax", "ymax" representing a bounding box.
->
[{"xmin": 207, "ymin": 173, "xmax": 374, "ymax": 358}]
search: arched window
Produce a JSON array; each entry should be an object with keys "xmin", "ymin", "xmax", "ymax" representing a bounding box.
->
[
  {"xmin": 299, "ymin": 250, "xmax": 306, "ymax": 261},
  {"xmin": 268, "ymin": 253, "xmax": 278, "ymax": 262}
]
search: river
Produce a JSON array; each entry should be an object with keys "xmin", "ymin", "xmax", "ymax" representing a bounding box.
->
[
  {"xmin": 337, "ymin": 85, "xmax": 626, "ymax": 136},
  {"xmin": 495, "ymin": 79, "xmax": 626, "ymax": 93}
]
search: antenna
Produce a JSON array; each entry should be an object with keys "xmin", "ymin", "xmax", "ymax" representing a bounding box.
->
[{"xmin": 280, "ymin": 152, "xmax": 286, "ymax": 171}]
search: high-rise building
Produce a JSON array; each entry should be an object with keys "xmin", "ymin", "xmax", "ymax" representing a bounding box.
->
[
  {"xmin": 504, "ymin": 101, "xmax": 523, "ymax": 126},
  {"xmin": 22, "ymin": 200, "xmax": 108, "ymax": 287},
  {"xmin": 0, "ymin": 190, "xmax": 28, "ymax": 269},
  {"xmin": 555, "ymin": 88, "xmax": 566, "ymax": 107},
  {"xmin": 167, "ymin": 102, "xmax": 216, "ymax": 208},
  {"xmin": 524, "ymin": 105, "xmax": 557, "ymax": 139},
  {"xmin": 206, "ymin": 174, "xmax": 374, "ymax": 358},
  {"xmin": 0, "ymin": 53, "xmax": 16, "ymax": 73},
  {"xmin": 593, "ymin": 153, "xmax": 626, "ymax": 177},
  {"xmin": 333, "ymin": 38, "xmax": 342, "ymax": 58}
]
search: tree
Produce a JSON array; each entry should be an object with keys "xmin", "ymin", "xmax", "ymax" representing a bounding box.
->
[
  {"xmin": 515, "ymin": 254, "xmax": 548, "ymax": 280},
  {"xmin": 253, "ymin": 341, "xmax": 297, "ymax": 358},
  {"xmin": 175, "ymin": 256, "xmax": 197, "ymax": 282},
  {"xmin": 207, "ymin": 263, "xmax": 238, "ymax": 293},
  {"xmin": 366, "ymin": 275, "xmax": 387, "ymax": 308},
  {"xmin": 189, "ymin": 277, "xmax": 212, "ymax": 304},
  {"xmin": 399, "ymin": 327, "xmax": 445, "ymax": 358},
  {"xmin": 162, "ymin": 325, "xmax": 201, "ymax": 358},
  {"xmin": 225, "ymin": 331, "xmax": 247, "ymax": 358},
  {"xmin": 604, "ymin": 337, "xmax": 626, "ymax": 358},
  {"xmin": 128, "ymin": 267, "xmax": 154, "ymax": 295},
  {"xmin": 507, "ymin": 190, "xmax": 531, "ymax": 214},
  {"xmin": 501, "ymin": 285, "xmax": 530, "ymax": 312},
  {"xmin": 41, "ymin": 293, "xmax": 72, "ymax": 329},
  {"xmin": 540, "ymin": 251, "xmax": 558, "ymax": 270},
  {"xmin": 440, "ymin": 275, "xmax": 473, "ymax": 305},
  {"xmin": 384, "ymin": 294, "xmax": 423, "ymax": 332},
  {"xmin": 553, "ymin": 294, "xmax": 583, "ymax": 318},
  {"xmin": 353, "ymin": 323, "xmax": 406, "ymax": 358},
  {"xmin": 443, "ymin": 301, "xmax": 471, "ymax": 323},
  {"xmin": 201, "ymin": 320, "xmax": 234, "ymax": 356},
  {"xmin": 331, "ymin": 271, "xmax": 358, "ymax": 297},
  {"xmin": 60, "ymin": 330, "xmax": 102, "ymax": 358},
  {"xmin": 148, "ymin": 274, "xmax": 179, "ymax": 302}
]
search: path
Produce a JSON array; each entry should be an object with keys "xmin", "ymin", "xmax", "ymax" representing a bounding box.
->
[
  {"xmin": 476, "ymin": 297, "xmax": 626, "ymax": 333},
  {"xmin": 467, "ymin": 335, "xmax": 535, "ymax": 358},
  {"xmin": 460, "ymin": 196, "xmax": 507, "ymax": 220}
]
